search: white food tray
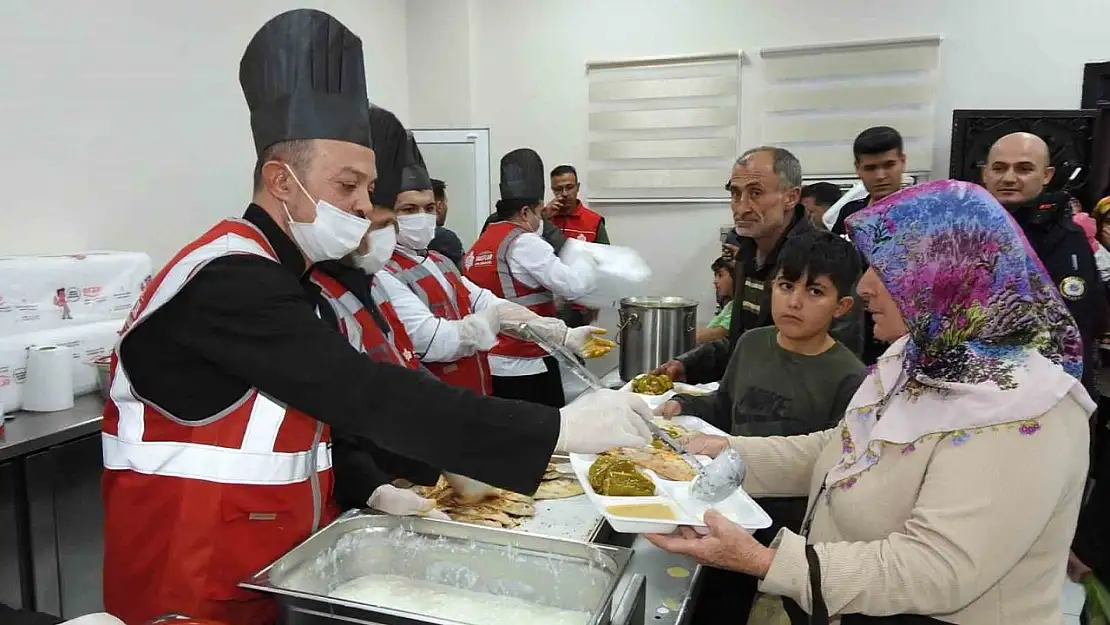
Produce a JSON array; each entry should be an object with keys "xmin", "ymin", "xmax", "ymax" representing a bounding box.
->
[
  {"xmin": 618, "ymin": 379, "xmax": 718, "ymax": 410},
  {"xmin": 569, "ymin": 416, "xmax": 771, "ymax": 535}
]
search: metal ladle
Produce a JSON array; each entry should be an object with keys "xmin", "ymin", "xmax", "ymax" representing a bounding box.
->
[{"xmin": 689, "ymin": 448, "xmax": 746, "ymax": 503}]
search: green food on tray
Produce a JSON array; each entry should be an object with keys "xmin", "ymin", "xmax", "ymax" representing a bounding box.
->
[
  {"xmin": 631, "ymin": 374, "xmax": 674, "ymax": 396},
  {"xmin": 587, "ymin": 456, "xmax": 656, "ymax": 497}
]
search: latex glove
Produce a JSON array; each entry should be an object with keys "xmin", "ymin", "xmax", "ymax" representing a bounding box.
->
[
  {"xmin": 368, "ymin": 484, "xmax": 450, "ymax": 520},
  {"xmin": 564, "ymin": 325, "xmax": 612, "ymax": 358},
  {"xmin": 521, "ymin": 316, "xmax": 569, "ymax": 346},
  {"xmin": 444, "ymin": 472, "xmax": 500, "ymax": 504},
  {"xmin": 555, "ymin": 389, "xmax": 653, "ymax": 454},
  {"xmin": 456, "ymin": 306, "xmax": 500, "ymax": 354},
  {"xmin": 494, "ymin": 300, "xmax": 541, "ymax": 333}
]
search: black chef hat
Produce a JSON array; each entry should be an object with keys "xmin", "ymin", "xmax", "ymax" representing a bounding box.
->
[
  {"xmin": 499, "ymin": 149, "xmax": 545, "ymax": 202},
  {"xmin": 239, "ymin": 9, "xmax": 371, "ymax": 156},
  {"xmin": 369, "ymin": 104, "xmax": 413, "ymax": 207},
  {"xmin": 398, "ymin": 132, "xmax": 432, "ymax": 194}
]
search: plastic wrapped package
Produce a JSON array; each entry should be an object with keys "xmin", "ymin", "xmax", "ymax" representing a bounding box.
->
[
  {"xmin": 0, "ymin": 319, "xmax": 124, "ymax": 411},
  {"xmin": 559, "ymin": 240, "xmax": 652, "ymax": 310},
  {"xmin": 0, "ymin": 252, "xmax": 151, "ymax": 335}
]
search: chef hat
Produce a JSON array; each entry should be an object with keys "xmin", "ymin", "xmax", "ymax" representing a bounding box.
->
[
  {"xmin": 397, "ymin": 132, "xmax": 433, "ymax": 194},
  {"xmin": 239, "ymin": 9, "xmax": 371, "ymax": 156},
  {"xmin": 369, "ymin": 105, "xmax": 422, "ymax": 208},
  {"xmin": 499, "ymin": 148, "xmax": 545, "ymax": 202}
]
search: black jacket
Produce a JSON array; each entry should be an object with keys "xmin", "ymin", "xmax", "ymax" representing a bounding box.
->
[
  {"xmin": 429, "ymin": 226, "xmax": 465, "ymax": 269},
  {"xmin": 678, "ymin": 206, "xmax": 865, "ymax": 383},
  {"xmin": 119, "ymin": 205, "xmax": 561, "ymax": 498},
  {"xmin": 1012, "ymin": 200, "xmax": 1105, "ymax": 397}
]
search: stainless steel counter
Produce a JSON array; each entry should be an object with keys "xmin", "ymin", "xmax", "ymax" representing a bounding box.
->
[
  {"xmin": 611, "ymin": 535, "xmax": 701, "ymax": 625},
  {"xmin": 0, "ymin": 395, "xmax": 103, "ymax": 462}
]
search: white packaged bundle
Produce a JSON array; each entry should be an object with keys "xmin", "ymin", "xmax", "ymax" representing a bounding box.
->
[
  {"xmin": 558, "ymin": 240, "xmax": 652, "ymax": 310},
  {"xmin": 0, "ymin": 252, "xmax": 152, "ymax": 335},
  {"xmin": 0, "ymin": 319, "xmax": 123, "ymax": 412}
]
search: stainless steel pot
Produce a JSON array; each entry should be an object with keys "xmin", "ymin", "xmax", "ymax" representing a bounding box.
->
[{"xmin": 617, "ymin": 297, "xmax": 697, "ymax": 382}]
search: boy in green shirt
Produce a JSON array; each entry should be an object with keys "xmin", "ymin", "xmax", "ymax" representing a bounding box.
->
[
  {"xmin": 659, "ymin": 230, "xmax": 866, "ymax": 438},
  {"xmin": 658, "ymin": 229, "xmax": 866, "ymax": 624}
]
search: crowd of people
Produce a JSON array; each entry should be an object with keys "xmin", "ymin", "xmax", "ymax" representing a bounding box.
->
[
  {"xmin": 12, "ymin": 7, "xmax": 1108, "ymax": 625},
  {"xmin": 641, "ymin": 124, "xmax": 1110, "ymax": 624}
]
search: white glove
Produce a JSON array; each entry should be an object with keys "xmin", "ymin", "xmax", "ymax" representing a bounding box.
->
[
  {"xmin": 494, "ymin": 300, "xmax": 541, "ymax": 332},
  {"xmin": 521, "ymin": 316, "xmax": 569, "ymax": 346},
  {"xmin": 564, "ymin": 325, "xmax": 606, "ymax": 355},
  {"xmin": 444, "ymin": 472, "xmax": 500, "ymax": 504},
  {"xmin": 555, "ymin": 389, "xmax": 654, "ymax": 454},
  {"xmin": 455, "ymin": 306, "xmax": 500, "ymax": 354},
  {"xmin": 368, "ymin": 484, "xmax": 450, "ymax": 520}
]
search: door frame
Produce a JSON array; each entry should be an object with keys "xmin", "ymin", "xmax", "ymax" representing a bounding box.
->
[{"xmin": 410, "ymin": 128, "xmax": 492, "ymax": 240}]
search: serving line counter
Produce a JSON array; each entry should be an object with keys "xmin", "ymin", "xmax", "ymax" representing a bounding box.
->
[{"xmin": 0, "ymin": 389, "xmax": 705, "ymax": 624}]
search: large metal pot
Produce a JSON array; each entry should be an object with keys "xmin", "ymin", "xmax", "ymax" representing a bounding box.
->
[{"xmin": 617, "ymin": 296, "xmax": 697, "ymax": 382}]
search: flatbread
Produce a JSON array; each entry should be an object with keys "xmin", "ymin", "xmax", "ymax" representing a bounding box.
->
[
  {"xmin": 410, "ymin": 477, "xmax": 539, "ymax": 529},
  {"xmin": 445, "ymin": 504, "xmax": 516, "ymax": 527},
  {"xmin": 606, "ymin": 447, "xmax": 697, "ymax": 481},
  {"xmin": 533, "ymin": 479, "xmax": 585, "ymax": 500}
]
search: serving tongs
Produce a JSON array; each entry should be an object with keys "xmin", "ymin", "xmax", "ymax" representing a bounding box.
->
[{"xmin": 517, "ymin": 322, "xmax": 705, "ymax": 473}]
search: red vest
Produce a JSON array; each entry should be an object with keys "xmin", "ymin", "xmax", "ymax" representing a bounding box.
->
[
  {"xmin": 386, "ymin": 250, "xmax": 492, "ymax": 394},
  {"xmin": 463, "ymin": 222, "xmax": 557, "ymax": 359},
  {"xmin": 101, "ymin": 219, "xmax": 337, "ymax": 625},
  {"xmin": 550, "ymin": 201, "xmax": 603, "ymax": 242},
  {"xmin": 311, "ymin": 271, "xmax": 421, "ymax": 371}
]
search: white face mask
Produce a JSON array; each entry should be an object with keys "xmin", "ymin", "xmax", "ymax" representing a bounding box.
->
[
  {"xmin": 527, "ymin": 208, "xmax": 543, "ymax": 234},
  {"xmin": 396, "ymin": 213, "xmax": 437, "ymax": 250},
  {"xmin": 354, "ymin": 226, "xmax": 397, "ymax": 274},
  {"xmin": 282, "ymin": 164, "xmax": 369, "ymax": 263}
]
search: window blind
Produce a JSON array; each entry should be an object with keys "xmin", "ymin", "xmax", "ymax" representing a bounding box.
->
[
  {"xmin": 586, "ymin": 53, "xmax": 742, "ymax": 201},
  {"xmin": 759, "ymin": 36, "xmax": 941, "ymax": 176}
]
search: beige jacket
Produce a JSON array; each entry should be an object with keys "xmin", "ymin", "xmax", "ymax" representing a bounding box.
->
[{"xmin": 732, "ymin": 393, "xmax": 1090, "ymax": 624}]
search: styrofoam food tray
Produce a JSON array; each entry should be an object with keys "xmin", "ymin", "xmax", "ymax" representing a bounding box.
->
[
  {"xmin": 569, "ymin": 416, "xmax": 771, "ymax": 534},
  {"xmin": 618, "ymin": 379, "xmax": 719, "ymax": 409}
]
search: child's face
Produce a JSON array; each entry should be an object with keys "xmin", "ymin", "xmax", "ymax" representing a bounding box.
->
[
  {"xmin": 713, "ymin": 268, "xmax": 733, "ymax": 299},
  {"xmin": 770, "ymin": 270, "xmax": 853, "ymax": 341}
]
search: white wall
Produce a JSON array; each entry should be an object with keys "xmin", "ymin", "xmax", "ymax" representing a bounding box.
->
[
  {"xmin": 0, "ymin": 0, "xmax": 408, "ymax": 267},
  {"xmin": 407, "ymin": 0, "xmax": 1110, "ymax": 322}
]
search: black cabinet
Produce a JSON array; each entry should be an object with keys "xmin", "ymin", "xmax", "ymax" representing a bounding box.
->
[
  {"xmin": 0, "ymin": 460, "xmax": 27, "ymax": 609},
  {"xmin": 26, "ymin": 435, "xmax": 104, "ymax": 619}
]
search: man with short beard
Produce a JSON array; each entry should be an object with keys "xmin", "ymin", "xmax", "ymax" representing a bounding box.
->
[{"xmin": 653, "ymin": 147, "xmax": 863, "ymax": 383}]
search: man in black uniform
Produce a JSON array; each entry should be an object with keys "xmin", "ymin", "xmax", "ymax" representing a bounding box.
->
[
  {"xmin": 982, "ymin": 132, "xmax": 1103, "ymax": 396},
  {"xmin": 652, "ymin": 147, "xmax": 863, "ymax": 384},
  {"xmin": 428, "ymin": 178, "xmax": 465, "ymax": 268},
  {"xmin": 103, "ymin": 10, "xmax": 652, "ymax": 621}
]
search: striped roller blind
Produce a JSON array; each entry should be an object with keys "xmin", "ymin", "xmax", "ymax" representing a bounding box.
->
[
  {"xmin": 759, "ymin": 36, "xmax": 941, "ymax": 176},
  {"xmin": 586, "ymin": 52, "xmax": 742, "ymax": 201}
]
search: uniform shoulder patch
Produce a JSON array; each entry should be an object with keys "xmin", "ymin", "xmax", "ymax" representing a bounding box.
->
[{"xmin": 1060, "ymin": 276, "xmax": 1086, "ymax": 301}]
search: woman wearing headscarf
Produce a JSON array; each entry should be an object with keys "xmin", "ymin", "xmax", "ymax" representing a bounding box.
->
[{"xmin": 649, "ymin": 180, "xmax": 1094, "ymax": 624}]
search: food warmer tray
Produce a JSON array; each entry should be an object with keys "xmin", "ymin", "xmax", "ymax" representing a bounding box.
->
[{"xmin": 242, "ymin": 510, "xmax": 645, "ymax": 625}]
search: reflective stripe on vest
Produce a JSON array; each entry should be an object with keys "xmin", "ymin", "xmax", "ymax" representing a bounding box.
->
[
  {"xmin": 386, "ymin": 252, "xmax": 464, "ymax": 318},
  {"xmin": 495, "ymin": 228, "xmax": 556, "ymax": 308},
  {"xmin": 311, "ymin": 271, "xmax": 417, "ymax": 368},
  {"xmin": 102, "ymin": 218, "xmax": 332, "ymax": 482},
  {"xmin": 386, "ymin": 250, "xmax": 491, "ymax": 394}
]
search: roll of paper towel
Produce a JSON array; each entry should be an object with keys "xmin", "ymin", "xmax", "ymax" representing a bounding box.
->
[{"xmin": 23, "ymin": 344, "xmax": 75, "ymax": 412}]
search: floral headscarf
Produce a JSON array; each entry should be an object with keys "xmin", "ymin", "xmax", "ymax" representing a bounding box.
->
[{"xmin": 825, "ymin": 180, "xmax": 1092, "ymax": 489}]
